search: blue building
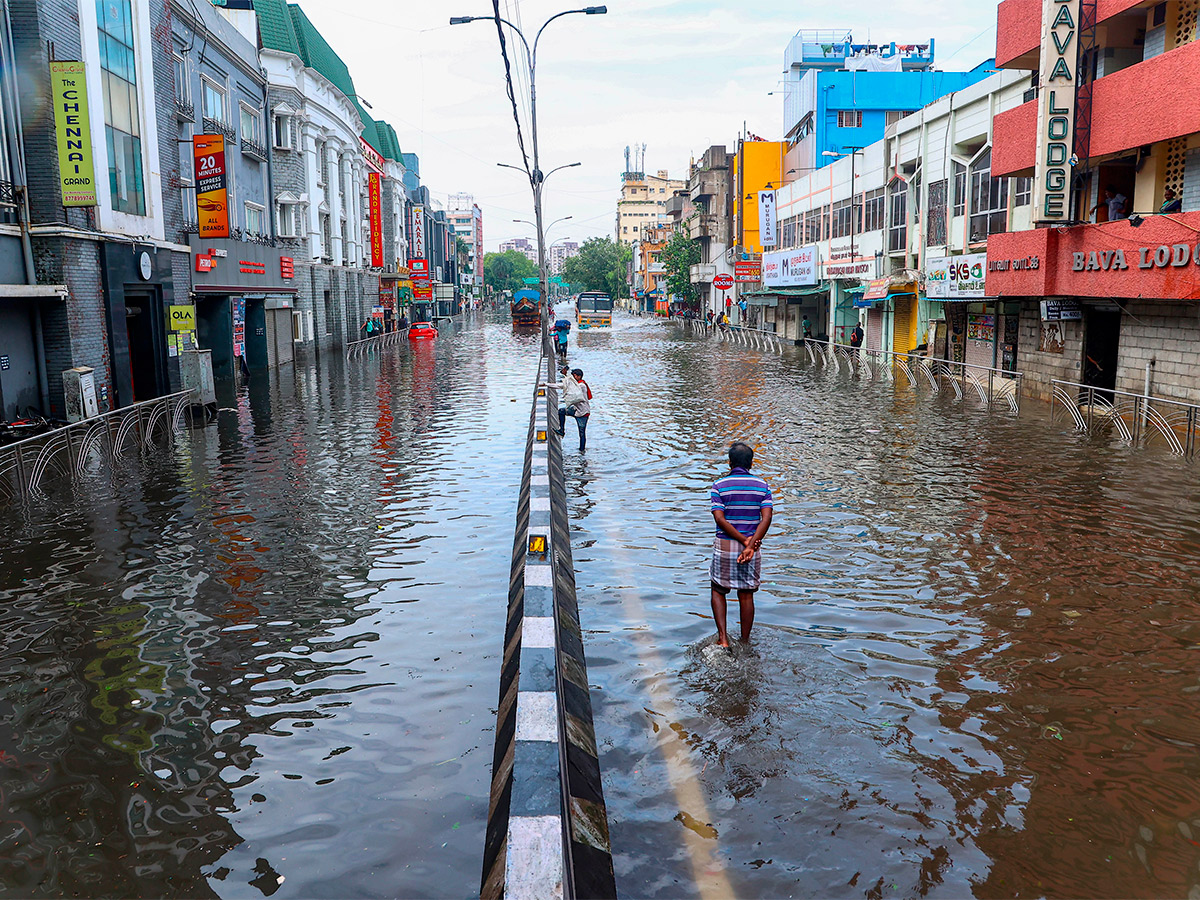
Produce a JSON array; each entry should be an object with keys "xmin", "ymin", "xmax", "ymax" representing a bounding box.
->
[{"xmin": 782, "ymin": 29, "xmax": 993, "ymax": 173}]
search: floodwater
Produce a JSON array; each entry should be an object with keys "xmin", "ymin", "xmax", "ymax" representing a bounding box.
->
[{"xmin": 2, "ymin": 310, "xmax": 1200, "ymax": 899}]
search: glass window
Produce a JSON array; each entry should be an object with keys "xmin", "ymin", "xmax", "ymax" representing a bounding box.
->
[
  {"xmin": 969, "ymin": 149, "xmax": 1008, "ymax": 241},
  {"xmin": 953, "ymin": 162, "xmax": 967, "ymax": 217},
  {"xmin": 173, "ymin": 54, "xmax": 188, "ymax": 103},
  {"xmin": 245, "ymin": 203, "xmax": 264, "ymax": 236},
  {"xmin": 201, "ymin": 78, "xmax": 225, "ymax": 122},
  {"xmin": 863, "ymin": 188, "xmax": 885, "ymax": 232},
  {"xmin": 97, "ymin": 0, "xmax": 144, "ymax": 214},
  {"xmin": 837, "ymin": 110, "xmax": 863, "ymax": 128},
  {"xmin": 273, "ymin": 114, "xmax": 291, "ymax": 148},
  {"xmin": 889, "ymin": 181, "xmax": 907, "ymax": 253},
  {"xmin": 820, "ymin": 204, "xmax": 830, "ymax": 242},
  {"xmin": 831, "ymin": 198, "xmax": 853, "ymax": 238},
  {"xmin": 240, "ymin": 104, "xmax": 260, "ymax": 143},
  {"xmin": 276, "ymin": 202, "xmax": 297, "ymax": 237},
  {"xmin": 927, "ymin": 179, "xmax": 948, "ymax": 246},
  {"xmin": 1013, "ymin": 176, "xmax": 1032, "ymax": 206}
]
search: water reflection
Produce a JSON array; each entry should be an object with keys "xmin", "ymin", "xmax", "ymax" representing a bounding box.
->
[
  {"xmin": 0, "ymin": 313, "xmax": 529, "ymax": 898},
  {"xmin": 569, "ymin": 317, "xmax": 1200, "ymax": 898}
]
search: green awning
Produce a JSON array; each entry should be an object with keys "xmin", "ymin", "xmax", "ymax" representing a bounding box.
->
[{"xmin": 741, "ymin": 284, "xmax": 829, "ymax": 302}]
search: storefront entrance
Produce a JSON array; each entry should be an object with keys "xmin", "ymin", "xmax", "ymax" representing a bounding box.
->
[
  {"xmin": 1083, "ymin": 307, "xmax": 1121, "ymax": 393},
  {"xmin": 197, "ymin": 295, "xmax": 235, "ymax": 381},
  {"xmin": 124, "ymin": 288, "xmax": 166, "ymax": 403}
]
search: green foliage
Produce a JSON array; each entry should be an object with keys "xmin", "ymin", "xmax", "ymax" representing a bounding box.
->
[
  {"xmin": 483, "ymin": 250, "xmax": 537, "ymax": 294},
  {"xmin": 659, "ymin": 230, "xmax": 701, "ymax": 305},
  {"xmin": 560, "ymin": 237, "xmax": 632, "ymax": 299}
]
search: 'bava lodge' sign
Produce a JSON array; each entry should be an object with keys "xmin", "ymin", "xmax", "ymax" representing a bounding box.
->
[
  {"xmin": 1033, "ymin": 0, "xmax": 1081, "ymax": 223},
  {"xmin": 50, "ymin": 61, "xmax": 97, "ymax": 207}
]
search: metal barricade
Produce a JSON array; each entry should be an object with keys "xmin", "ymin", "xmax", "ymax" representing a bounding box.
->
[
  {"xmin": 345, "ymin": 328, "xmax": 408, "ymax": 358},
  {"xmin": 1051, "ymin": 378, "xmax": 1200, "ymax": 458}
]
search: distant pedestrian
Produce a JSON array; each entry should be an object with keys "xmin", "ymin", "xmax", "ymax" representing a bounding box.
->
[
  {"xmin": 709, "ymin": 442, "xmax": 773, "ymax": 647},
  {"xmin": 707, "ymin": 310, "xmax": 715, "ymax": 330},
  {"xmin": 558, "ymin": 367, "xmax": 592, "ymax": 451},
  {"xmin": 850, "ymin": 322, "xmax": 864, "ymax": 356},
  {"xmin": 554, "ymin": 318, "xmax": 571, "ymax": 356},
  {"xmin": 802, "ymin": 315, "xmax": 812, "ymax": 339},
  {"xmin": 1161, "ymin": 187, "xmax": 1182, "ymax": 214},
  {"xmin": 399, "ymin": 313, "xmax": 410, "ymax": 330}
]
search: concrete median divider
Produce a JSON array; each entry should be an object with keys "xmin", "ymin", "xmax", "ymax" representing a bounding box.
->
[{"xmin": 481, "ymin": 350, "xmax": 616, "ymax": 900}]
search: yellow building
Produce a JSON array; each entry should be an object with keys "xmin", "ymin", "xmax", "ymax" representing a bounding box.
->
[
  {"xmin": 616, "ymin": 169, "xmax": 685, "ymax": 246},
  {"xmin": 731, "ymin": 140, "xmax": 786, "ymax": 253}
]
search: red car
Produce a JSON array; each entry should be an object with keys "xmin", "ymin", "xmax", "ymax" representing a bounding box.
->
[{"xmin": 407, "ymin": 321, "xmax": 436, "ymax": 341}]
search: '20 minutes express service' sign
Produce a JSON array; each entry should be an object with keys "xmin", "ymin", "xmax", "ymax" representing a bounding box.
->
[
  {"xmin": 193, "ymin": 134, "xmax": 230, "ymax": 238},
  {"xmin": 49, "ymin": 61, "xmax": 97, "ymax": 207}
]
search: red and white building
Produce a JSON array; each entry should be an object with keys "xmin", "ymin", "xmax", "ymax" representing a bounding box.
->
[{"xmin": 986, "ymin": 0, "xmax": 1200, "ymax": 402}]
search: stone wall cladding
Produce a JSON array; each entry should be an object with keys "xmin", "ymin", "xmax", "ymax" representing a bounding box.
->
[
  {"xmin": 1115, "ymin": 300, "xmax": 1200, "ymax": 402},
  {"xmin": 1016, "ymin": 299, "xmax": 1084, "ymax": 403}
]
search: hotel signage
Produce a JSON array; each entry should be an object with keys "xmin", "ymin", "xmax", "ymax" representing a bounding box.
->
[
  {"xmin": 368, "ymin": 173, "xmax": 384, "ymax": 268},
  {"xmin": 1032, "ymin": 0, "xmax": 1081, "ymax": 222},
  {"xmin": 49, "ymin": 61, "xmax": 97, "ymax": 207}
]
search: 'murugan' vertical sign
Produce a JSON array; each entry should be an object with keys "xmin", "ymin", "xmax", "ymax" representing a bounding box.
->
[{"xmin": 1033, "ymin": 0, "xmax": 1081, "ymax": 222}]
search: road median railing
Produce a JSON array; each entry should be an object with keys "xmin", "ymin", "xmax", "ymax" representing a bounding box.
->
[
  {"xmin": 1052, "ymin": 378, "xmax": 1200, "ymax": 458},
  {"xmin": 481, "ymin": 348, "xmax": 616, "ymax": 900},
  {"xmin": 0, "ymin": 389, "xmax": 196, "ymax": 505},
  {"xmin": 681, "ymin": 318, "xmax": 787, "ymax": 354}
]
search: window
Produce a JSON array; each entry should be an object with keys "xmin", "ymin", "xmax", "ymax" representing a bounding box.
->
[
  {"xmin": 273, "ymin": 113, "xmax": 291, "ymax": 149},
  {"xmin": 863, "ymin": 188, "xmax": 885, "ymax": 232},
  {"xmin": 888, "ymin": 180, "xmax": 907, "ymax": 253},
  {"xmin": 837, "ymin": 110, "xmax": 863, "ymax": 128},
  {"xmin": 173, "ymin": 53, "xmax": 189, "ymax": 104},
  {"xmin": 201, "ymin": 77, "xmax": 226, "ymax": 122},
  {"xmin": 276, "ymin": 201, "xmax": 298, "ymax": 238},
  {"xmin": 244, "ymin": 202, "xmax": 265, "ymax": 236},
  {"xmin": 1013, "ymin": 176, "xmax": 1032, "ymax": 206},
  {"xmin": 820, "ymin": 205, "xmax": 830, "ymax": 242},
  {"xmin": 97, "ymin": 0, "xmax": 145, "ymax": 215},
  {"xmin": 885, "ymin": 110, "xmax": 913, "ymax": 128},
  {"xmin": 927, "ymin": 179, "xmax": 947, "ymax": 246},
  {"xmin": 316, "ymin": 142, "xmax": 326, "ymax": 186},
  {"xmin": 240, "ymin": 103, "xmax": 261, "ymax": 144},
  {"xmin": 953, "ymin": 162, "xmax": 967, "ymax": 217},
  {"xmin": 831, "ymin": 198, "xmax": 853, "ymax": 238},
  {"xmin": 321, "ymin": 214, "xmax": 332, "ymax": 259},
  {"xmin": 969, "ymin": 148, "xmax": 1008, "ymax": 241}
]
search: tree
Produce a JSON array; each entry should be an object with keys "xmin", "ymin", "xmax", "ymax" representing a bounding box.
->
[
  {"xmin": 483, "ymin": 250, "xmax": 537, "ymax": 295},
  {"xmin": 561, "ymin": 237, "xmax": 631, "ymax": 299},
  {"xmin": 659, "ymin": 229, "xmax": 701, "ymax": 307}
]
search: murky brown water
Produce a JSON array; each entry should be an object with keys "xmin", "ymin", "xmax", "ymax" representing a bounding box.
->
[{"xmin": 3, "ymin": 310, "xmax": 1200, "ymax": 898}]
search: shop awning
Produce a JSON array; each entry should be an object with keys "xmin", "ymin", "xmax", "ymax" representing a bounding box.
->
[{"xmin": 741, "ymin": 284, "xmax": 829, "ymax": 305}]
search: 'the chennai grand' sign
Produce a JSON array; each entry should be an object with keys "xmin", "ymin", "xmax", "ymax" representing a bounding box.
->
[{"xmin": 1032, "ymin": 0, "xmax": 1081, "ymax": 222}]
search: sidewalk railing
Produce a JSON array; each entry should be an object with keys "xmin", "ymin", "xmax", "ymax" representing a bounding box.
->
[
  {"xmin": 345, "ymin": 328, "xmax": 408, "ymax": 358},
  {"xmin": 0, "ymin": 389, "xmax": 196, "ymax": 504},
  {"xmin": 1051, "ymin": 379, "xmax": 1200, "ymax": 457},
  {"xmin": 681, "ymin": 319, "xmax": 786, "ymax": 354},
  {"xmin": 800, "ymin": 339, "xmax": 1023, "ymax": 414}
]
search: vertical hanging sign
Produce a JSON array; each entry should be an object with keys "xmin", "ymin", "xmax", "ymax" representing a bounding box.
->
[
  {"xmin": 193, "ymin": 134, "xmax": 230, "ymax": 238},
  {"xmin": 49, "ymin": 61, "xmax": 97, "ymax": 206},
  {"xmin": 410, "ymin": 204, "xmax": 426, "ymax": 259},
  {"xmin": 368, "ymin": 173, "xmax": 384, "ymax": 268},
  {"xmin": 758, "ymin": 189, "xmax": 778, "ymax": 247},
  {"xmin": 1033, "ymin": 0, "xmax": 1081, "ymax": 222}
]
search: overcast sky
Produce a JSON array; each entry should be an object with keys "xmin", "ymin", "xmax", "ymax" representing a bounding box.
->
[{"xmin": 294, "ymin": 0, "xmax": 1003, "ymax": 251}]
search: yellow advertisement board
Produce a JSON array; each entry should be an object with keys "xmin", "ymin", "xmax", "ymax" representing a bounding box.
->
[
  {"xmin": 49, "ymin": 61, "xmax": 97, "ymax": 207},
  {"xmin": 169, "ymin": 305, "xmax": 197, "ymax": 331}
]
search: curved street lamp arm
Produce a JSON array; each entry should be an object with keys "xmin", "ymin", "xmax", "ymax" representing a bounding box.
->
[
  {"xmin": 544, "ymin": 162, "xmax": 582, "ymax": 182},
  {"xmin": 533, "ymin": 8, "xmax": 596, "ymax": 62}
]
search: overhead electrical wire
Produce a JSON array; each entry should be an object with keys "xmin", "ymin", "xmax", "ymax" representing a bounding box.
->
[{"xmin": 493, "ymin": 0, "xmax": 532, "ymax": 182}]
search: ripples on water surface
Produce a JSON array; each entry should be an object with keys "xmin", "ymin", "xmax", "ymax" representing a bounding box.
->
[{"xmin": 4, "ymin": 311, "xmax": 1200, "ymax": 898}]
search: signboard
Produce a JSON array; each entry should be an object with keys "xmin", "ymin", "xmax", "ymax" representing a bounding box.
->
[
  {"xmin": 232, "ymin": 296, "xmax": 245, "ymax": 358},
  {"xmin": 762, "ymin": 245, "xmax": 818, "ymax": 287},
  {"xmin": 188, "ymin": 238, "xmax": 295, "ymax": 293},
  {"xmin": 193, "ymin": 134, "xmax": 230, "ymax": 238},
  {"xmin": 410, "ymin": 205, "xmax": 426, "ymax": 258},
  {"xmin": 1040, "ymin": 298, "xmax": 1082, "ymax": 321},
  {"xmin": 409, "ymin": 257, "xmax": 432, "ymax": 300},
  {"xmin": 713, "ymin": 273, "xmax": 735, "ymax": 291},
  {"xmin": 925, "ymin": 252, "xmax": 988, "ymax": 299},
  {"xmin": 734, "ymin": 261, "xmax": 761, "ymax": 282},
  {"xmin": 280, "ymin": 256, "xmax": 294, "ymax": 279},
  {"xmin": 1032, "ymin": 0, "xmax": 1081, "ymax": 222},
  {"xmin": 967, "ymin": 313, "xmax": 995, "ymax": 342},
  {"xmin": 49, "ymin": 61, "xmax": 97, "ymax": 207},
  {"xmin": 758, "ymin": 189, "xmax": 778, "ymax": 248},
  {"xmin": 863, "ymin": 277, "xmax": 891, "ymax": 301},
  {"xmin": 368, "ymin": 173, "xmax": 383, "ymax": 268},
  {"xmin": 169, "ymin": 305, "xmax": 197, "ymax": 331}
]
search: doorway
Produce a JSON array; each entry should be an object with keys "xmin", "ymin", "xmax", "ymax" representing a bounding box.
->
[
  {"xmin": 123, "ymin": 289, "xmax": 165, "ymax": 402},
  {"xmin": 1083, "ymin": 307, "xmax": 1121, "ymax": 393}
]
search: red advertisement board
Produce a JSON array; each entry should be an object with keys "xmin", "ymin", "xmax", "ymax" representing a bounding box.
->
[
  {"xmin": 368, "ymin": 173, "xmax": 383, "ymax": 268},
  {"xmin": 409, "ymin": 258, "xmax": 432, "ymax": 300},
  {"xmin": 193, "ymin": 134, "xmax": 229, "ymax": 238}
]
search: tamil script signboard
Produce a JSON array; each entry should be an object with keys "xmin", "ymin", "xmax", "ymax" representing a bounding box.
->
[
  {"xmin": 925, "ymin": 253, "xmax": 987, "ymax": 299},
  {"xmin": 762, "ymin": 245, "xmax": 817, "ymax": 287},
  {"xmin": 49, "ymin": 61, "xmax": 97, "ymax": 206},
  {"xmin": 734, "ymin": 260, "xmax": 761, "ymax": 282}
]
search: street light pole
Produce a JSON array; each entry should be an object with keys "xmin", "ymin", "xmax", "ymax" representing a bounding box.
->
[{"xmin": 452, "ymin": 7, "xmax": 606, "ymax": 343}]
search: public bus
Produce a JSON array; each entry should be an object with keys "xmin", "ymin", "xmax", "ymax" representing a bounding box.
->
[{"xmin": 575, "ymin": 291, "xmax": 614, "ymax": 328}]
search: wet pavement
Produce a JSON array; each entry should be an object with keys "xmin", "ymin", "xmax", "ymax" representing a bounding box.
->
[{"xmin": 3, "ymin": 309, "xmax": 1200, "ymax": 898}]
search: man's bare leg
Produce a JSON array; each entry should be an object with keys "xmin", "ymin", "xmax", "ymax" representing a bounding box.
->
[
  {"xmin": 711, "ymin": 583, "xmax": 730, "ymax": 647},
  {"xmin": 737, "ymin": 590, "xmax": 755, "ymax": 643}
]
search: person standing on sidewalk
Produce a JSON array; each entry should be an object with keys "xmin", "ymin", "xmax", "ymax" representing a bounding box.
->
[
  {"xmin": 709, "ymin": 442, "xmax": 773, "ymax": 647},
  {"xmin": 558, "ymin": 367, "xmax": 592, "ymax": 451}
]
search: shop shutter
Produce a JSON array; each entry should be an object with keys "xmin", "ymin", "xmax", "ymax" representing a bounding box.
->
[
  {"xmin": 265, "ymin": 308, "xmax": 277, "ymax": 367},
  {"xmin": 892, "ymin": 295, "xmax": 916, "ymax": 354},
  {"xmin": 866, "ymin": 308, "xmax": 883, "ymax": 350}
]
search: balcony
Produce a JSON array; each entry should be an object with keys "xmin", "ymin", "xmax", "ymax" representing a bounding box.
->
[
  {"xmin": 996, "ymin": 0, "xmax": 1145, "ymax": 69},
  {"xmin": 690, "ymin": 263, "xmax": 716, "ymax": 285},
  {"xmin": 986, "ymin": 211, "xmax": 1200, "ymax": 301},
  {"xmin": 689, "ymin": 170, "xmax": 724, "ymax": 202},
  {"xmin": 202, "ymin": 115, "xmax": 237, "ymax": 143},
  {"xmin": 689, "ymin": 212, "xmax": 725, "ymax": 243},
  {"xmin": 174, "ymin": 97, "xmax": 194, "ymax": 120},
  {"xmin": 241, "ymin": 136, "xmax": 268, "ymax": 162},
  {"xmin": 992, "ymin": 39, "xmax": 1200, "ymax": 177}
]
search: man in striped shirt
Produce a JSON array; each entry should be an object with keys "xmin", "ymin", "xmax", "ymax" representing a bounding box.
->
[{"xmin": 709, "ymin": 442, "xmax": 774, "ymax": 647}]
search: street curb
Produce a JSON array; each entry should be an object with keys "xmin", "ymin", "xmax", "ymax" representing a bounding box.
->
[{"xmin": 481, "ymin": 352, "xmax": 616, "ymax": 900}]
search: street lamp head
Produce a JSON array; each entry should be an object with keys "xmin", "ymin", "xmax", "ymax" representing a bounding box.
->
[
  {"xmin": 448, "ymin": 16, "xmax": 475, "ymax": 25},
  {"xmin": 584, "ymin": 6, "xmax": 607, "ymax": 13}
]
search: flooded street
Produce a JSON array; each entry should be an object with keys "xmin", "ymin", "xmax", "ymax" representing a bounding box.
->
[{"xmin": 4, "ymin": 310, "xmax": 1200, "ymax": 898}]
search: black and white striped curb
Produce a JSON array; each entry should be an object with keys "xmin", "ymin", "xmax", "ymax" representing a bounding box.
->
[{"xmin": 482, "ymin": 353, "xmax": 616, "ymax": 900}]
